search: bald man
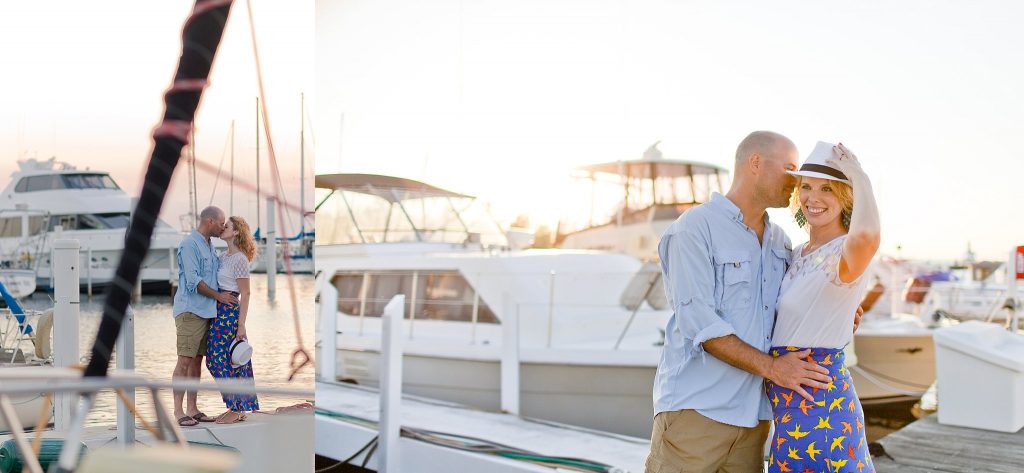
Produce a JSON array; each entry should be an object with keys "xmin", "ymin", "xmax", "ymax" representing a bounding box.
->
[
  {"xmin": 645, "ymin": 132, "xmax": 834, "ymax": 472},
  {"xmin": 171, "ymin": 206, "xmax": 238, "ymax": 427}
]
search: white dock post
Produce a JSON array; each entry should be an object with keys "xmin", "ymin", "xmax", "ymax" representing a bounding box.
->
[
  {"xmin": 116, "ymin": 304, "xmax": 135, "ymax": 445},
  {"xmin": 319, "ymin": 283, "xmax": 338, "ymax": 383},
  {"xmin": 380, "ymin": 295, "xmax": 405, "ymax": 473},
  {"xmin": 501, "ymin": 293, "xmax": 520, "ymax": 415},
  {"xmin": 52, "ymin": 239, "xmax": 80, "ymax": 432},
  {"xmin": 1009, "ymin": 249, "xmax": 1020, "ymax": 333},
  {"xmin": 266, "ymin": 197, "xmax": 276, "ymax": 301},
  {"xmin": 86, "ymin": 247, "xmax": 92, "ymax": 301}
]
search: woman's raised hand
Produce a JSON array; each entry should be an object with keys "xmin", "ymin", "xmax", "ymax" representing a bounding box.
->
[{"xmin": 826, "ymin": 142, "xmax": 865, "ymax": 180}]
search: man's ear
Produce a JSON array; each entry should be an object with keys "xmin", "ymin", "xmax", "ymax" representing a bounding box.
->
[{"xmin": 748, "ymin": 153, "xmax": 761, "ymax": 175}]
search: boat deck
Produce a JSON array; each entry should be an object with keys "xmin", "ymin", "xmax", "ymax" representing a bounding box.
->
[
  {"xmin": 873, "ymin": 414, "xmax": 1024, "ymax": 472},
  {"xmin": 316, "ymin": 381, "xmax": 651, "ymax": 472},
  {"xmin": 0, "ymin": 410, "xmax": 312, "ymax": 473}
]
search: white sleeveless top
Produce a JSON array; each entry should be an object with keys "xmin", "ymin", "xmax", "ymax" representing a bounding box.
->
[
  {"xmin": 217, "ymin": 251, "xmax": 250, "ymax": 293},
  {"xmin": 771, "ymin": 235, "xmax": 869, "ymax": 348}
]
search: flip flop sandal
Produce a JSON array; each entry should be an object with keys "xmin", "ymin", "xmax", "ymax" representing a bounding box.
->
[
  {"xmin": 177, "ymin": 416, "xmax": 199, "ymax": 427},
  {"xmin": 192, "ymin": 412, "xmax": 217, "ymax": 423},
  {"xmin": 216, "ymin": 411, "xmax": 244, "ymax": 424}
]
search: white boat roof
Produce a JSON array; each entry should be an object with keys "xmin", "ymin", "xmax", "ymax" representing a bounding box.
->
[
  {"xmin": 315, "ymin": 173, "xmax": 472, "ymax": 203},
  {"xmin": 575, "ymin": 157, "xmax": 727, "ymax": 179}
]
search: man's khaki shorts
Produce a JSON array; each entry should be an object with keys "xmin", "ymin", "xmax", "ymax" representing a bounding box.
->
[
  {"xmin": 175, "ymin": 312, "xmax": 210, "ymax": 358},
  {"xmin": 644, "ymin": 409, "xmax": 770, "ymax": 473}
]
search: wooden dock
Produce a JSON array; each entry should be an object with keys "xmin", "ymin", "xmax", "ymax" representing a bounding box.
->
[{"xmin": 873, "ymin": 415, "xmax": 1024, "ymax": 472}]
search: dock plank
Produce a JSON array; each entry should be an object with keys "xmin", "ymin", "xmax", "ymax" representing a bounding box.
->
[{"xmin": 874, "ymin": 415, "xmax": 1024, "ymax": 473}]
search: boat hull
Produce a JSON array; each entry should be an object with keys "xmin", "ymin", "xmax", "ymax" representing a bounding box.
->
[
  {"xmin": 336, "ymin": 329, "xmax": 937, "ymax": 438},
  {"xmin": 338, "ymin": 348, "xmax": 657, "ymax": 438},
  {"xmin": 850, "ymin": 332, "xmax": 936, "ymax": 403}
]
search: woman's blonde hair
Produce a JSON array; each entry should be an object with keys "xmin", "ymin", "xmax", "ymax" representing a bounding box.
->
[
  {"xmin": 229, "ymin": 216, "xmax": 258, "ymax": 262},
  {"xmin": 790, "ymin": 177, "xmax": 854, "ymax": 230}
]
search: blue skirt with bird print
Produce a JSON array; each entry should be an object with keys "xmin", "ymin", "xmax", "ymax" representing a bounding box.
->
[
  {"xmin": 206, "ymin": 295, "xmax": 259, "ymax": 411},
  {"xmin": 766, "ymin": 347, "xmax": 873, "ymax": 473}
]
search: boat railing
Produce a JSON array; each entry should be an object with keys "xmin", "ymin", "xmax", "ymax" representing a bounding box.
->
[{"xmin": 0, "ymin": 368, "xmax": 313, "ymax": 473}]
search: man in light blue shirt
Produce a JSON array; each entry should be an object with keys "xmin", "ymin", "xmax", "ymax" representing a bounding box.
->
[
  {"xmin": 171, "ymin": 206, "xmax": 237, "ymax": 427},
  {"xmin": 645, "ymin": 132, "xmax": 833, "ymax": 473}
]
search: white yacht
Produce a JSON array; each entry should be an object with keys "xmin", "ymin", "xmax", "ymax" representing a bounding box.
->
[
  {"xmin": 316, "ymin": 173, "xmax": 671, "ymax": 438},
  {"xmin": 0, "ymin": 158, "xmax": 182, "ymax": 292},
  {"xmin": 555, "ymin": 142, "xmax": 730, "ymax": 261}
]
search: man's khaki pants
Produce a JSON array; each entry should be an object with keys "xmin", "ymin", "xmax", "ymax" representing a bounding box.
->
[{"xmin": 644, "ymin": 409, "xmax": 770, "ymax": 473}]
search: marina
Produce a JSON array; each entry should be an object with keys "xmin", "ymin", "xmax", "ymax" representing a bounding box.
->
[{"xmin": 314, "ymin": 170, "xmax": 945, "ymax": 439}]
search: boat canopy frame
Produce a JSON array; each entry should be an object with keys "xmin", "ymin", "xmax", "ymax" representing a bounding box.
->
[{"xmin": 315, "ymin": 173, "xmax": 500, "ymax": 246}]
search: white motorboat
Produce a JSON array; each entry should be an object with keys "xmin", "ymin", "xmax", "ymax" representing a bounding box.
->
[
  {"xmin": 0, "ymin": 269, "xmax": 36, "ymax": 298},
  {"xmin": 0, "ymin": 158, "xmax": 183, "ymax": 293},
  {"xmin": 249, "ymin": 228, "xmax": 315, "ymax": 275},
  {"xmin": 0, "ymin": 278, "xmax": 53, "ymax": 433},
  {"xmin": 316, "ymin": 174, "xmax": 670, "ymax": 438}
]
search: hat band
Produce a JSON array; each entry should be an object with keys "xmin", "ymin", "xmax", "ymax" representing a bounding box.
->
[{"xmin": 800, "ymin": 163, "xmax": 848, "ymax": 181}]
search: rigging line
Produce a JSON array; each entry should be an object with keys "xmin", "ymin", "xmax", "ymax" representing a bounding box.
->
[
  {"xmin": 244, "ymin": 0, "xmax": 309, "ymax": 380},
  {"xmin": 83, "ymin": 0, "xmax": 235, "ymax": 379},
  {"xmin": 190, "ymin": 157, "xmax": 304, "ymax": 214},
  {"xmin": 207, "ymin": 123, "xmax": 234, "ymax": 206}
]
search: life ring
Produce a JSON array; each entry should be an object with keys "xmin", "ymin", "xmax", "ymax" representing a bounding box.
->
[{"xmin": 34, "ymin": 308, "xmax": 53, "ymax": 360}]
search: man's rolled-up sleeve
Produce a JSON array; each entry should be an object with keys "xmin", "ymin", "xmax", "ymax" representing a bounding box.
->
[
  {"xmin": 661, "ymin": 225, "xmax": 735, "ymax": 358},
  {"xmin": 178, "ymin": 243, "xmax": 203, "ymax": 293}
]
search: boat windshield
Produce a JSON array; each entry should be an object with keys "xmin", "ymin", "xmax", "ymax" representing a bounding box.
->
[
  {"xmin": 46, "ymin": 213, "xmax": 162, "ymax": 231},
  {"xmin": 62, "ymin": 173, "xmax": 119, "ymax": 190},
  {"xmin": 316, "ymin": 190, "xmax": 507, "ymax": 247},
  {"xmin": 14, "ymin": 173, "xmax": 120, "ymax": 192}
]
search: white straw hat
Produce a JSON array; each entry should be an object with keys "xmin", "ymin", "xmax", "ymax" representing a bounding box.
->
[
  {"xmin": 786, "ymin": 141, "xmax": 850, "ymax": 184},
  {"xmin": 228, "ymin": 339, "xmax": 253, "ymax": 368}
]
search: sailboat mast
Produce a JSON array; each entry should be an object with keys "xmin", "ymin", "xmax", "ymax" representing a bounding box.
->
[
  {"xmin": 300, "ymin": 92, "xmax": 305, "ymax": 235},
  {"xmin": 255, "ymin": 96, "xmax": 261, "ymax": 234},
  {"xmin": 230, "ymin": 119, "xmax": 235, "ymax": 215}
]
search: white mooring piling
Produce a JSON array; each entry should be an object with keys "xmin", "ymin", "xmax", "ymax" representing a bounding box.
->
[
  {"xmin": 380, "ymin": 294, "xmax": 405, "ymax": 473},
  {"xmin": 116, "ymin": 304, "xmax": 135, "ymax": 445},
  {"xmin": 52, "ymin": 239, "xmax": 80, "ymax": 432},
  {"xmin": 318, "ymin": 283, "xmax": 338, "ymax": 383},
  {"xmin": 501, "ymin": 293, "xmax": 520, "ymax": 415},
  {"xmin": 266, "ymin": 196, "xmax": 276, "ymax": 301}
]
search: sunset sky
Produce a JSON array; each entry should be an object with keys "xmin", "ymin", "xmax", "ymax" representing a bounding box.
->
[
  {"xmin": 315, "ymin": 0, "xmax": 1023, "ymax": 262},
  {"xmin": 0, "ymin": 1, "xmax": 314, "ymax": 235}
]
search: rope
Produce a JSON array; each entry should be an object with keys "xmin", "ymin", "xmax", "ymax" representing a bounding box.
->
[
  {"xmin": 30, "ymin": 394, "xmax": 52, "ymax": 461},
  {"xmin": 113, "ymin": 389, "xmax": 160, "ymax": 437},
  {"xmin": 243, "ymin": 0, "xmax": 310, "ymax": 381},
  {"xmin": 313, "ymin": 435, "xmax": 378, "ymax": 473}
]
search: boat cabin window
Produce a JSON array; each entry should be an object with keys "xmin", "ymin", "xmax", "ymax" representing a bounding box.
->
[
  {"xmin": 14, "ymin": 173, "xmax": 119, "ymax": 193},
  {"xmin": 46, "ymin": 213, "xmax": 132, "ymax": 231},
  {"xmin": 62, "ymin": 174, "xmax": 119, "ymax": 190},
  {"xmin": 331, "ymin": 270, "xmax": 498, "ymax": 324},
  {"xmin": 0, "ymin": 216, "xmax": 47, "ymax": 238},
  {"xmin": 17, "ymin": 175, "xmax": 63, "ymax": 192}
]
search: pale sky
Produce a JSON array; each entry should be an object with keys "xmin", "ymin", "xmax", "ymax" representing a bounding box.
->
[
  {"xmin": 0, "ymin": 1, "xmax": 314, "ymax": 235},
  {"xmin": 315, "ymin": 0, "xmax": 1024, "ymax": 262}
]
